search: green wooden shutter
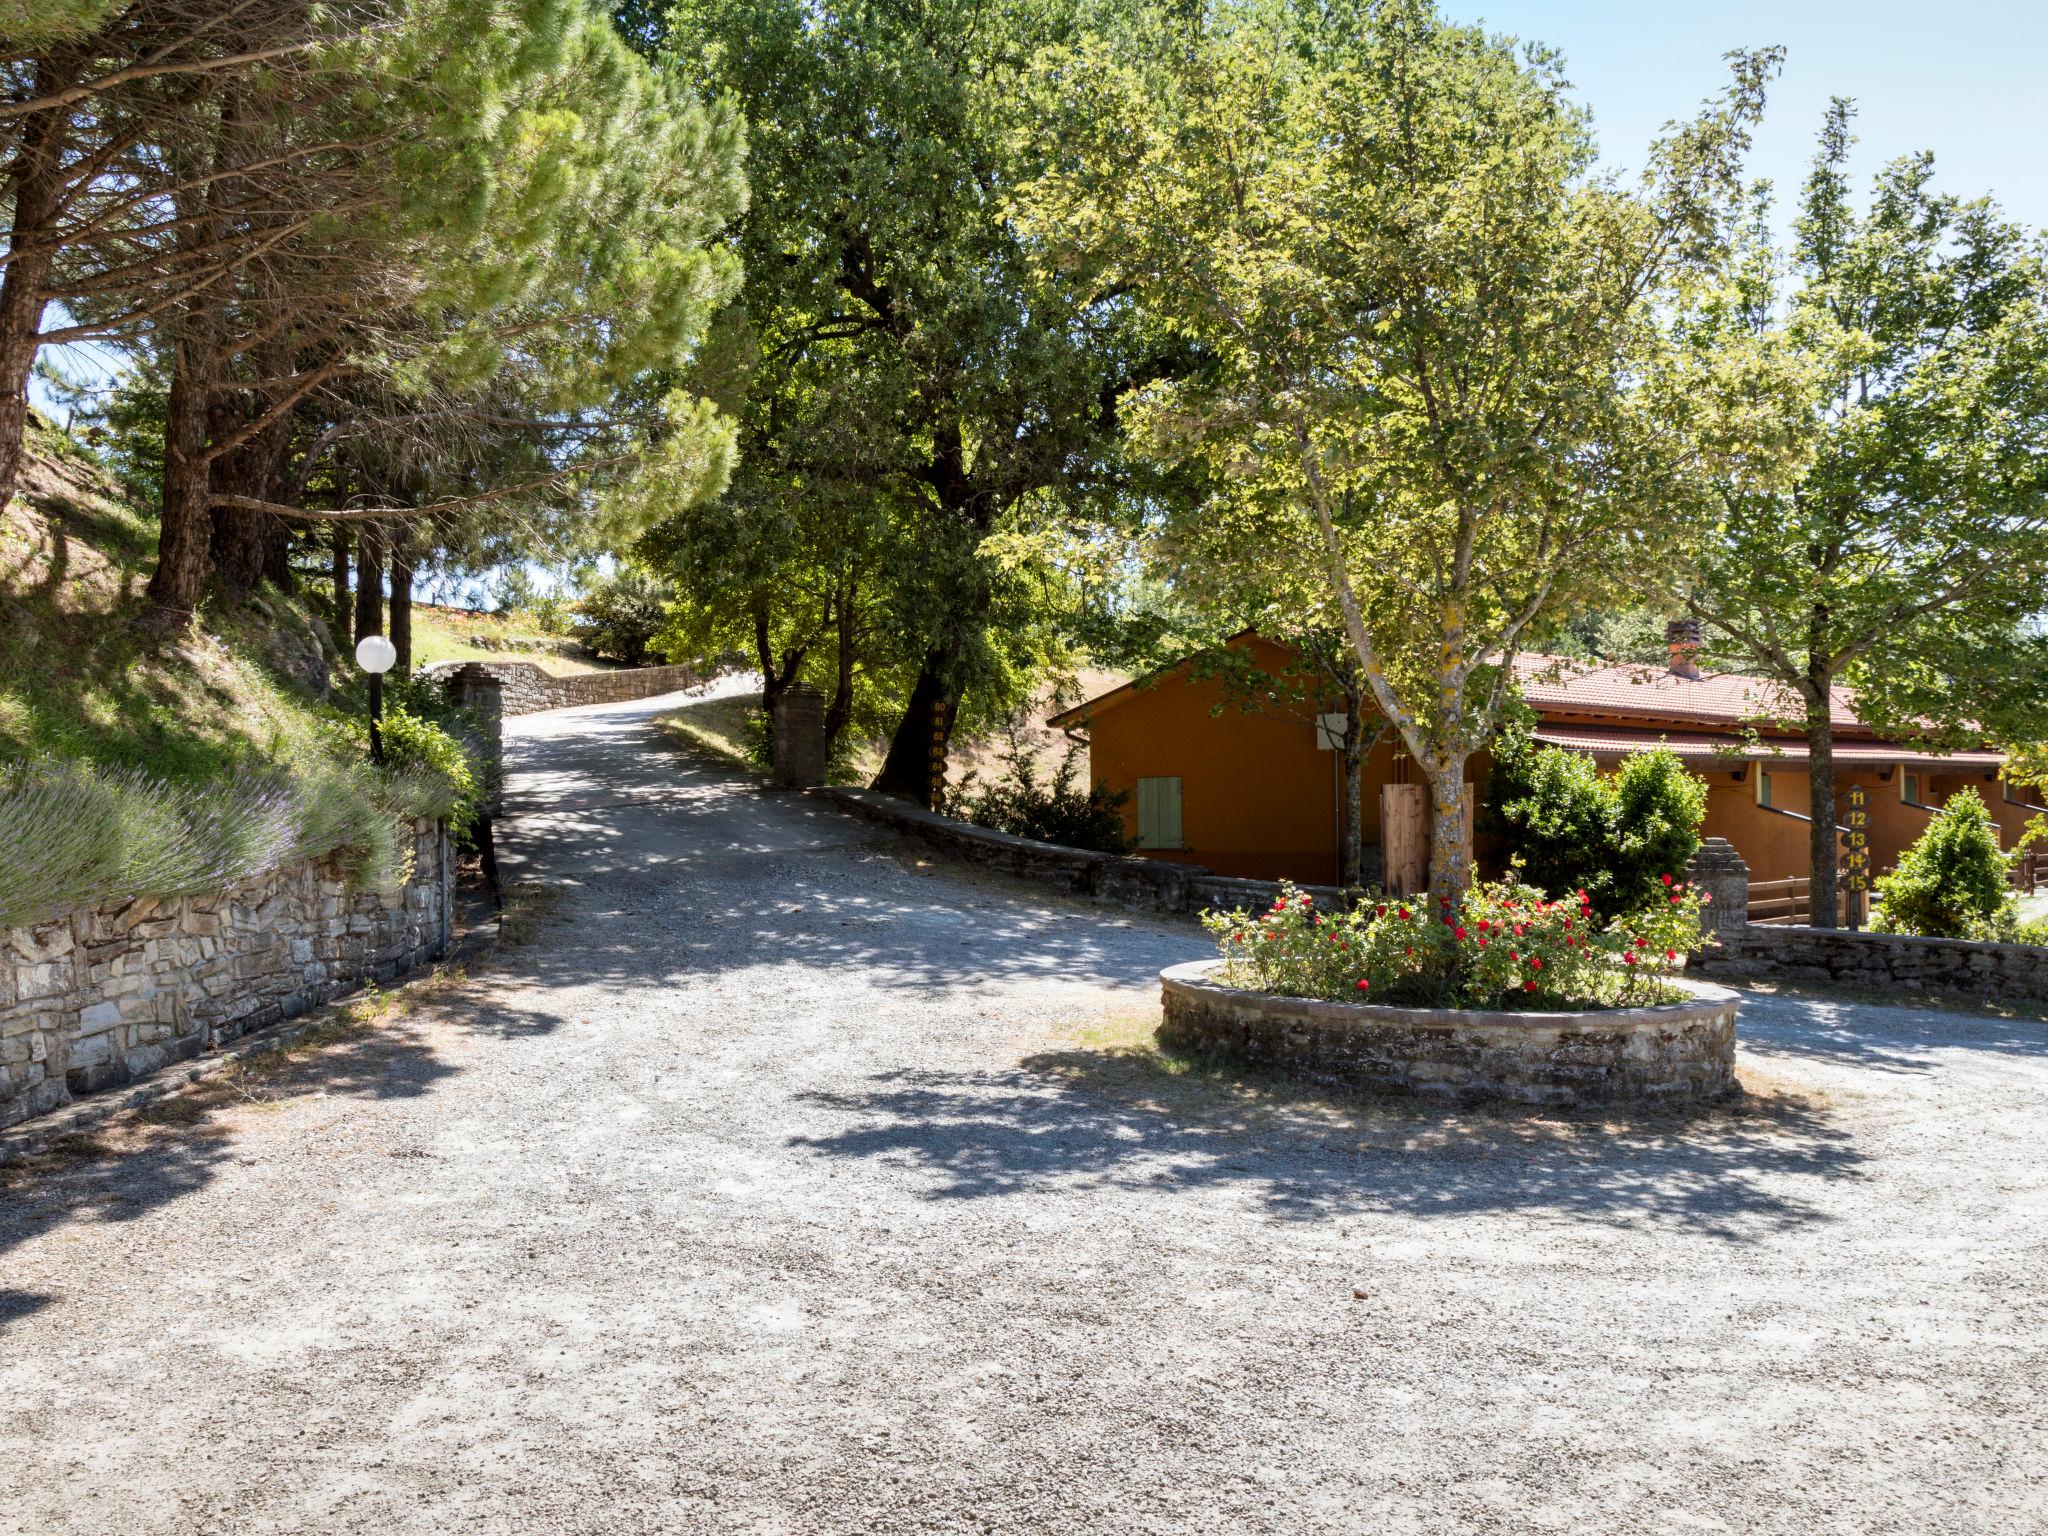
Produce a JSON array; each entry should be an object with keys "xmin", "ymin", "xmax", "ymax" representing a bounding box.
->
[{"xmin": 1137, "ymin": 776, "xmax": 1182, "ymax": 849}]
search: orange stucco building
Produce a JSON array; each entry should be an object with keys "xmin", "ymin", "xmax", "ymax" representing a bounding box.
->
[{"xmin": 1049, "ymin": 632, "xmax": 2042, "ymax": 898}]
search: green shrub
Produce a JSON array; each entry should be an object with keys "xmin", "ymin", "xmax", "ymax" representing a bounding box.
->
[
  {"xmin": 573, "ymin": 567, "xmax": 673, "ymax": 666},
  {"xmin": 1204, "ymin": 877, "xmax": 1708, "ymax": 1011},
  {"xmin": 1872, "ymin": 789, "xmax": 2016, "ymax": 940},
  {"xmin": 378, "ymin": 707, "xmax": 483, "ymax": 836},
  {"xmin": 1483, "ymin": 733, "xmax": 1707, "ymax": 919},
  {"xmin": 955, "ymin": 741, "xmax": 1133, "ymax": 854}
]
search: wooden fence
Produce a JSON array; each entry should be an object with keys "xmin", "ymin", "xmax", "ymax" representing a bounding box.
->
[
  {"xmin": 2015, "ymin": 846, "xmax": 2048, "ymax": 896},
  {"xmin": 1748, "ymin": 875, "xmax": 1870, "ymax": 927}
]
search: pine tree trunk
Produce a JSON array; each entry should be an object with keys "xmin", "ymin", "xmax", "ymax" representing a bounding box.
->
[
  {"xmin": 1426, "ymin": 762, "xmax": 1473, "ymax": 911},
  {"xmin": 388, "ymin": 534, "xmax": 414, "ymax": 676},
  {"xmin": 872, "ymin": 652, "xmax": 956, "ymax": 807},
  {"xmin": 142, "ymin": 354, "xmax": 217, "ymax": 630},
  {"xmin": 330, "ymin": 524, "xmax": 352, "ymax": 640},
  {"xmin": 0, "ymin": 61, "xmax": 69, "ymax": 517},
  {"xmin": 354, "ymin": 524, "xmax": 384, "ymax": 642},
  {"xmin": 1807, "ymin": 700, "xmax": 1839, "ymax": 930}
]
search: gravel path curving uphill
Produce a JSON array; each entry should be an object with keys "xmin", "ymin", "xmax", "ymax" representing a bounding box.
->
[{"xmin": 2, "ymin": 685, "xmax": 2044, "ymax": 1535}]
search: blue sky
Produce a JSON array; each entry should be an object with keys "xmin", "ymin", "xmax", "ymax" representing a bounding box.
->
[{"xmin": 1455, "ymin": 1, "xmax": 2048, "ymax": 229}]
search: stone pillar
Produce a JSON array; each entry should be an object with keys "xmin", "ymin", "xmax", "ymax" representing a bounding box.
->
[
  {"xmin": 444, "ymin": 664, "xmax": 505, "ymax": 815},
  {"xmin": 1687, "ymin": 837, "xmax": 1750, "ymax": 937},
  {"xmin": 772, "ymin": 683, "xmax": 828, "ymax": 788}
]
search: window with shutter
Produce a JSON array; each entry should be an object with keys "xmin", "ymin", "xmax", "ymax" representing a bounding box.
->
[{"xmin": 1136, "ymin": 776, "xmax": 1183, "ymax": 850}]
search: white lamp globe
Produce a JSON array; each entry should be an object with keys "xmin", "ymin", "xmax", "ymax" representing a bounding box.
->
[{"xmin": 354, "ymin": 635, "xmax": 397, "ymax": 675}]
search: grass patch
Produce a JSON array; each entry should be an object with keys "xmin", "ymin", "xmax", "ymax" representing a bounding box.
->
[
  {"xmin": 500, "ymin": 880, "xmax": 563, "ymax": 946},
  {"xmin": 410, "ymin": 604, "xmax": 606, "ymax": 676},
  {"xmin": 658, "ymin": 692, "xmax": 762, "ymax": 768}
]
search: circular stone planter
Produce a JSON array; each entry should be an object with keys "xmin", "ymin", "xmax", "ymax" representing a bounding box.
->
[{"xmin": 1158, "ymin": 961, "xmax": 1739, "ymax": 1107}]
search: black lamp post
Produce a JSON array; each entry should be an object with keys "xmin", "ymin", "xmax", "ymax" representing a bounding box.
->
[{"xmin": 354, "ymin": 634, "xmax": 397, "ymax": 763}]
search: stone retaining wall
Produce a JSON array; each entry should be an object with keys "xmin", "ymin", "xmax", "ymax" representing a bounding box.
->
[
  {"xmin": 1695, "ymin": 925, "xmax": 2048, "ymax": 1007},
  {"xmin": 419, "ymin": 660, "xmax": 699, "ymax": 716},
  {"xmin": 1158, "ymin": 961, "xmax": 1739, "ymax": 1106},
  {"xmin": 0, "ymin": 818, "xmax": 453, "ymax": 1129},
  {"xmin": 1684, "ymin": 835, "xmax": 2048, "ymax": 1007},
  {"xmin": 812, "ymin": 787, "xmax": 1351, "ymax": 915}
]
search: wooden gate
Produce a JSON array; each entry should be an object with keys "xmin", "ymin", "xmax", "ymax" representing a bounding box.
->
[{"xmin": 1380, "ymin": 783, "xmax": 1473, "ymax": 897}]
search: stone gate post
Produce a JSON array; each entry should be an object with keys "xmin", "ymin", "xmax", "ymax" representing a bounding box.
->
[
  {"xmin": 772, "ymin": 683, "xmax": 828, "ymax": 788},
  {"xmin": 1686, "ymin": 837, "xmax": 1750, "ymax": 938}
]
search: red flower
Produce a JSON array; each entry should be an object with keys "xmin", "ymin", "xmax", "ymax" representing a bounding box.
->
[
  {"xmin": 1454, "ymin": 926, "xmax": 1467, "ymax": 940},
  {"xmin": 1477, "ymin": 919, "xmax": 1491, "ymax": 932},
  {"xmin": 1669, "ymin": 893, "xmax": 1682, "ymax": 905},
  {"xmin": 1405, "ymin": 946, "xmax": 1414, "ymax": 957},
  {"xmin": 1661, "ymin": 873, "xmax": 1674, "ymax": 886},
  {"xmin": 1530, "ymin": 956, "xmax": 1542, "ymax": 971},
  {"xmin": 1375, "ymin": 904, "xmax": 1387, "ymax": 917},
  {"xmin": 1666, "ymin": 949, "xmax": 1678, "ymax": 961},
  {"xmin": 1299, "ymin": 895, "xmax": 1312, "ymax": 908},
  {"xmin": 1509, "ymin": 950, "xmax": 1519, "ymax": 961},
  {"xmin": 1524, "ymin": 981, "xmax": 1537, "ymax": 993},
  {"xmin": 1478, "ymin": 936, "xmax": 1488, "ymax": 948},
  {"xmin": 1623, "ymin": 952, "xmax": 1636, "ymax": 965},
  {"xmin": 1355, "ymin": 978, "xmax": 1370, "ymax": 991},
  {"xmin": 1265, "ymin": 930, "xmax": 1277, "ymax": 941}
]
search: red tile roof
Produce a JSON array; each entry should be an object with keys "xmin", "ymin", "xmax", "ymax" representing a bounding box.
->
[
  {"xmin": 1529, "ymin": 723, "xmax": 2006, "ymax": 770},
  {"xmin": 1515, "ymin": 657, "xmax": 1861, "ymax": 730}
]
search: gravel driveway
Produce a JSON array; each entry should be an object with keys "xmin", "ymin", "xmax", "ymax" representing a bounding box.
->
[{"xmin": 3, "ymin": 688, "xmax": 2045, "ymax": 1535}]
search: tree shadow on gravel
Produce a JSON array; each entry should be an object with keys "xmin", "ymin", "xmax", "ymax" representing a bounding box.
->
[
  {"xmin": 787, "ymin": 1025, "xmax": 1863, "ymax": 1243},
  {"xmin": 0, "ymin": 997, "xmax": 466, "ymax": 1324},
  {"xmin": 1729, "ymin": 987, "xmax": 2048, "ymax": 1075}
]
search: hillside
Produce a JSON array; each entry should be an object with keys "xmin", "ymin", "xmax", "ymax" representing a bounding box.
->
[
  {"xmin": 410, "ymin": 603, "xmax": 612, "ymax": 676},
  {"xmin": 0, "ymin": 421, "xmax": 343, "ymax": 782},
  {"xmin": 0, "ymin": 423, "xmax": 474, "ymax": 932}
]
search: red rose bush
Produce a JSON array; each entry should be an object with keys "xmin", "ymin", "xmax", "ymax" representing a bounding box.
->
[{"xmin": 1201, "ymin": 872, "xmax": 1709, "ymax": 1011}]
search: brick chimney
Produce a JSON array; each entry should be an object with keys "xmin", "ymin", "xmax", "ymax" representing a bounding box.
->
[{"xmin": 1666, "ymin": 617, "xmax": 1702, "ymax": 680}]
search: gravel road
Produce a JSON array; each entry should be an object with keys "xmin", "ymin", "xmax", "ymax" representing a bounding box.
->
[{"xmin": 3, "ymin": 687, "xmax": 2045, "ymax": 1535}]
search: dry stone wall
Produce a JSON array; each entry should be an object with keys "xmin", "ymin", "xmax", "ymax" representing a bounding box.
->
[
  {"xmin": 0, "ymin": 818, "xmax": 453, "ymax": 1129},
  {"xmin": 1684, "ymin": 836, "xmax": 2048, "ymax": 1007},
  {"xmin": 1696, "ymin": 925, "xmax": 2048, "ymax": 1008},
  {"xmin": 419, "ymin": 660, "xmax": 698, "ymax": 716},
  {"xmin": 1158, "ymin": 961, "xmax": 1740, "ymax": 1106}
]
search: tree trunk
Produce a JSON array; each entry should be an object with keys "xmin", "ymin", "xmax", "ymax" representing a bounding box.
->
[
  {"xmin": 823, "ymin": 584, "xmax": 857, "ymax": 757},
  {"xmin": 1339, "ymin": 696, "xmax": 1365, "ymax": 890},
  {"xmin": 142, "ymin": 352, "xmax": 217, "ymax": 629},
  {"xmin": 872, "ymin": 652, "xmax": 958, "ymax": 807},
  {"xmin": 330, "ymin": 524, "xmax": 352, "ymax": 641},
  {"xmin": 388, "ymin": 532, "xmax": 414, "ymax": 676},
  {"xmin": 354, "ymin": 524, "xmax": 384, "ymax": 642},
  {"xmin": 1807, "ymin": 698, "xmax": 1839, "ymax": 930},
  {"xmin": 1426, "ymin": 763, "xmax": 1473, "ymax": 911},
  {"xmin": 0, "ymin": 61, "xmax": 70, "ymax": 516}
]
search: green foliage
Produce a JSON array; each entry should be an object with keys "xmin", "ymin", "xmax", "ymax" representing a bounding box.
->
[
  {"xmin": 1682, "ymin": 103, "xmax": 2048, "ymax": 909},
  {"xmin": 1483, "ymin": 737, "xmax": 1708, "ymax": 919},
  {"xmin": 1871, "ymin": 790, "xmax": 2017, "ymax": 940},
  {"xmin": 1203, "ymin": 879, "xmax": 1707, "ymax": 1012},
  {"xmin": 631, "ymin": 0, "xmax": 1175, "ymax": 789},
  {"xmin": 954, "ymin": 738, "xmax": 1133, "ymax": 855},
  {"xmin": 572, "ymin": 566, "xmax": 673, "ymax": 666},
  {"xmin": 377, "ymin": 708, "xmax": 484, "ymax": 836}
]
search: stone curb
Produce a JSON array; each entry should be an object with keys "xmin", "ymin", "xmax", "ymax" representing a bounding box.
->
[{"xmin": 1157, "ymin": 961, "xmax": 1741, "ymax": 1106}]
